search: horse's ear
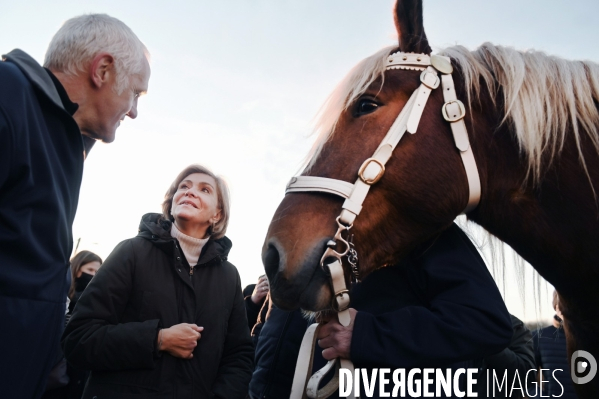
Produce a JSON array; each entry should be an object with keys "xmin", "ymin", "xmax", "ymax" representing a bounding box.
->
[{"xmin": 394, "ymin": 0, "xmax": 432, "ymax": 54}]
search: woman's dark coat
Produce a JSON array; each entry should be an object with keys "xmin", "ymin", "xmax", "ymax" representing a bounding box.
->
[{"xmin": 62, "ymin": 213, "xmax": 254, "ymax": 399}]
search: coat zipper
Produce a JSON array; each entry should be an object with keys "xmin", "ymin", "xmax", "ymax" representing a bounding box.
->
[{"xmin": 189, "ymin": 253, "xmax": 221, "ymax": 279}]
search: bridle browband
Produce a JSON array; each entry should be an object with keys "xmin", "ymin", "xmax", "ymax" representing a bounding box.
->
[{"xmin": 287, "ymin": 52, "xmax": 481, "ymax": 399}]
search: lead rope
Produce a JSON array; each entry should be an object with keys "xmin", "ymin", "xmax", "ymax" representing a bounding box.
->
[{"xmin": 289, "ymin": 52, "xmax": 480, "ymax": 399}]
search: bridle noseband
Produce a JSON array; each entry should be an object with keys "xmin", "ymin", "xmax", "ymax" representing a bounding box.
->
[{"xmin": 287, "ymin": 52, "xmax": 481, "ymax": 399}]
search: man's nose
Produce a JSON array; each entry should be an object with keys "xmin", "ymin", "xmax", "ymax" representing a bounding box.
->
[{"xmin": 127, "ymin": 99, "xmax": 139, "ymax": 119}]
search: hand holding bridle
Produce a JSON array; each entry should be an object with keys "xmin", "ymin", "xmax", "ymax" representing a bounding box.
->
[
  {"xmin": 159, "ymin": 323, "xmax": 203, "ymax": 359},
  {"xmin": 317, "ymin": 308, "xmax": 357, "ymax": 360}
]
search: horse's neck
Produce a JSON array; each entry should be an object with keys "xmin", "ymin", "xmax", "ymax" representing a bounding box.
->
[{"xmin": 469, "ymin": 112, "xmax": 599, "ymax": 295}]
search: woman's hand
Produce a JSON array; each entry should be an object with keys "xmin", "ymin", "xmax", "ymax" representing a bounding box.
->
[
  {"xmin": 251, "ymin": 275, "xmax": 269, "ymax": 304},
  {"xmin": 159, "ymin": 323, "xmax": 204, "ymax": 359}
]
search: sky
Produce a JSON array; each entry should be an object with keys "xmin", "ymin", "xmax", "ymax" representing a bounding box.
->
[{"xmin": 2, "ymin": 0, "xmax": 598, "ymax": 322}]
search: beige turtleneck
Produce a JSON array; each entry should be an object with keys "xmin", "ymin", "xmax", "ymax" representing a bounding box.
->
[{"xmin": 171, "ymin": 223, "xmax": 209, "ymax": 267}]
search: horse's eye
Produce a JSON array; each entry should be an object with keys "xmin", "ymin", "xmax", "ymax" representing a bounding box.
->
[{"xmin": 355, "ymin": 99, "xmax": 379, "ymax": 116}]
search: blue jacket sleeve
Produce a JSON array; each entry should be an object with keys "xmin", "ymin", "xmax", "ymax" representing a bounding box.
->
[{"xmin": 350, "ymin": 224, "xmax": 512, "ymax": 369}]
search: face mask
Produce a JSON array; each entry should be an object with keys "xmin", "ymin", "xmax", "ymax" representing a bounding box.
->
[{"xmin": 75, "ymin": 272, "xmax": 94, "ymax": 292}]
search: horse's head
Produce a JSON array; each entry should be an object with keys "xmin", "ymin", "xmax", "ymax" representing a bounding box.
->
[{"xmin": 263, "ymin": 0, "xmax": 481, "ymax": 311}]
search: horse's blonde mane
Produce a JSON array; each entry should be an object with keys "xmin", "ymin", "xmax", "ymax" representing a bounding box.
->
[
  {"xmin": 442, "ymin": 43, "xmax": 599, "ymax": 184},
  {"xmin": 305, "ymin": 45, "xmax": 395, "ymax": 170},
  {"xmin": 307, "ymin": 43, "xmax": 599, "ymax": 184}
]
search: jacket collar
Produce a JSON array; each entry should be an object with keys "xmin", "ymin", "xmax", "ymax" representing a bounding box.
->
[
  {"xmin": 137, "ymin": 213, "xmax": 232, "ymax": 265},
  {"xmin": 2, "ymin": 49, "xmax": 94, "ymax": 157},
  {"xmin": 2, "ymin": 49, "xmax": 64, "ymax": 111}
]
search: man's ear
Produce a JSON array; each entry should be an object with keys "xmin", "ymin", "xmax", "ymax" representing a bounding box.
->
[{"xmin": 90, "ymin": 53, "xmax": 115, "ymax": 88}]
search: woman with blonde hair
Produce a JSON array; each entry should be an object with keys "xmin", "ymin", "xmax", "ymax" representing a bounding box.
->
[{"xmin": 62, "ymin": 164, "xmax": 253, "ymax": 399}]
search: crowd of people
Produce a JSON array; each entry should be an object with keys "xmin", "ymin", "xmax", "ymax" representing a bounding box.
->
[{"xmin": 0, "ymin": 11, "xmax": 581, "ymax": 399}]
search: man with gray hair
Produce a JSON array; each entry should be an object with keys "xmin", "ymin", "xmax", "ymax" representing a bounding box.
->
[{"xmin": 0, "ymin": 14, "xmax": 150, "ymax": 398}]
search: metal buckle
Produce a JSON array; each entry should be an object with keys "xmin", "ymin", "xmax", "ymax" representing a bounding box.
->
[
  {"xmin": 331, "ymin": 289, "xmax": 350, "ymax": 312},
  {"xmin": 442, "ymin": 100, "xmax": 466, "ymax": 122},
  {"xmin": 420, "ymin": 69, "xmax": 440, "ymax": 89},
  {"xmin": 358, "ymin": 158, "xmax": 385, "ymax": 185}
]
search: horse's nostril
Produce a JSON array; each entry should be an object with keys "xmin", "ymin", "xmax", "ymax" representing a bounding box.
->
[{"xmin": 263, "ymin": 244, "xmax": 280, "ymax": 278}]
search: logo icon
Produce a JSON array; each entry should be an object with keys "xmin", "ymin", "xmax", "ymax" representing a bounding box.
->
[{"xmin": 571, "ymin": 350, "xmax": 597, "ymax": 384}]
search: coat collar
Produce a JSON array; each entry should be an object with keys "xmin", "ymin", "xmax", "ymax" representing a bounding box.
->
[
  {"xmin": 137, "ymin": 213, "xmax": 232, "ymax": 265},
  {"xmin": 2, "ymin": 49, "xmax": 64, "ymax": 111},
  {"xmin": 1, "ymin": 49, "xmax": 94, "ymax": 157}
]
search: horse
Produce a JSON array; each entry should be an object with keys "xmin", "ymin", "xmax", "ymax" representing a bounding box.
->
[{"xmin": 262, "ymin": 0, "xmax": 599, "ymax": 397}]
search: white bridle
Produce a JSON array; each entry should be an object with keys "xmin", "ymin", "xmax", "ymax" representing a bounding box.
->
[{"xmin": 288, "ymin": 52, "xmax": 481, "ymax": 399}]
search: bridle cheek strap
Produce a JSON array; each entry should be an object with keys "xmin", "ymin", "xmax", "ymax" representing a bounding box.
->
[
  {"xmin": 286, "ymin": 57, "xmax": 481, "ymax": 220},
  {"xmin": 287, "ymin": 53, "xmax": 481, "ymax": 399},
  {"xmin": 440, "ymin": 73, "xmax": 481, "ymax": 212},
  {"xmin": 291, "ymin": 258, "xmax": 354, "ymax": 399}
]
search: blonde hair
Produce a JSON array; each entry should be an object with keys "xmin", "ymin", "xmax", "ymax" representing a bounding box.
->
[
  {"xmin": 441, "ymin": 43, "xmax": 599, "ymax": 187},
  {"xmin": 162, "ymin": 164, "xmax": 231, "ymax": 239}
]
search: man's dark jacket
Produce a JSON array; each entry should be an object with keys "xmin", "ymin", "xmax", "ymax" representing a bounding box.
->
[
  {"xmin": 0, "ymin": 49, "xmax": 84, "ymax": 399},
  {"xmin": 62, "ymin": 213, "xmax": 254, "ymax": 399},
  {"xmin": 249, "ymin": 223, "xmax": 512, "ymax": 399}
]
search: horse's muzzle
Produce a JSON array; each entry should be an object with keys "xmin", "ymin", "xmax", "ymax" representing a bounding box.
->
[{"xmin": 262, "ymin": 237, "xmax": 333, "ymax": 311}]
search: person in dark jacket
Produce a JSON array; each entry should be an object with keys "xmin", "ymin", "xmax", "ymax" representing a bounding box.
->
[
  {"xmin": 42, "ymin": 251, "xmax": 103, "ymax": 399},
  {"xmin": 249, "ymin": 297, "xmax": 309, "ymax": 399},
  {"xmin": 62, "ymin": 164, "xmax": 254, "ymax": 399},
  {"xmin": 472, "ymin": 314, "xmax": 536, "ymax": 398},
  {"xmin": 68, "ymin": 250, "xmax": 103, "ymax": 314},
  {"xmin": 0, "ymin": 14, "xmax": 150, "ymax": 399},
  {"xmin": 244, "ymin": 274, "xmax": 270, "ymax": 333},
  {"xmin": 67, "ymin": 251, "xmax": 103, "ymax": 399},
  {"xmin": 532, "ymin": 291, "xmax": 578, "ymax": 398},
  {"xmin": 317, "ymin": 224, "xmax": 512, "ymax": 398},
  {"xmin": 252, "ymin": 223, "xmax": 512, "ymax": 398}
]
